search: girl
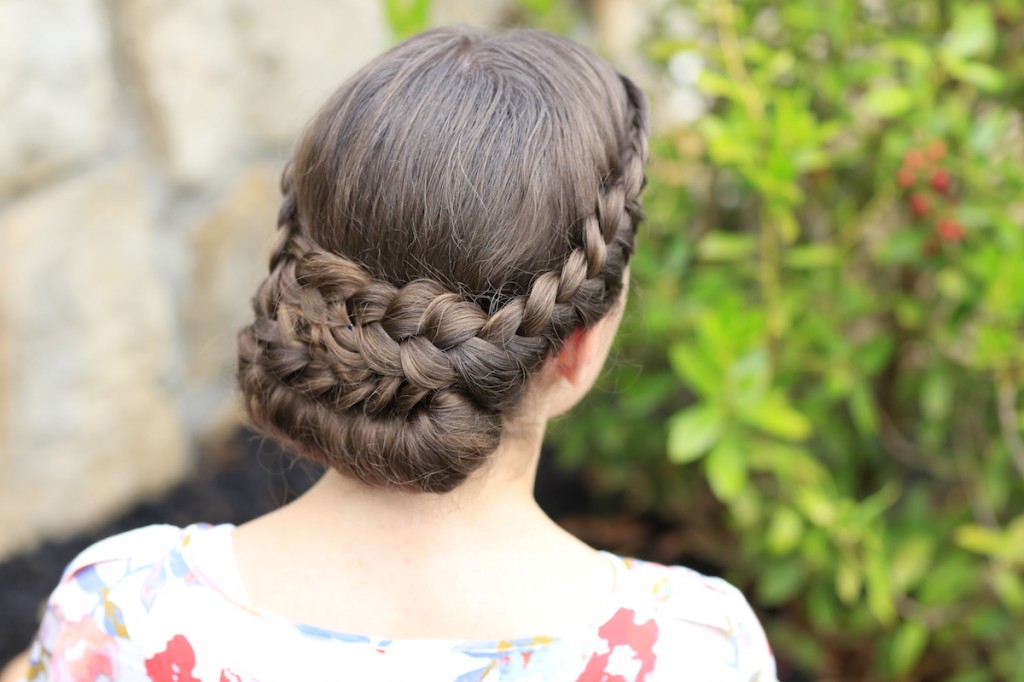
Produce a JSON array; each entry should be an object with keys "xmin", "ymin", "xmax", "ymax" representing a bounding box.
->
[{"xmin": 13, "ymin": 26, "xmax": 776, "ymax": 681}]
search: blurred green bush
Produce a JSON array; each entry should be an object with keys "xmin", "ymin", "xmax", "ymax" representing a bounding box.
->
[
  {"xmin": 557, "ymin": 1, "xmax": 1024, "ymax": 679},
  {"xmin": 385, "ymin": 0, "xmax": 1024, "ymax": 678}
]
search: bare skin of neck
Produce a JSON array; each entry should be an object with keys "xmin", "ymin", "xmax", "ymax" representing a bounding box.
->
[{"xmin": 232, "ymin": 309, "xmax": 625, "ymax": 639}]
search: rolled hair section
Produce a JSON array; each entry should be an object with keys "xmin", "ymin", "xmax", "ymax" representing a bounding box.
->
[{"xmin": 237, "ymin": 26, "xmax": 649, "ymax": 493}]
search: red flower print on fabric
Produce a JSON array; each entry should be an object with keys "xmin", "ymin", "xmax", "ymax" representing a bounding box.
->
[
  {"xmin": 50, "ymin": 613, "xmax": 118, "ymax": 680},
  {"xmin": 145, "ymin": 634, "xmax": 201, "ymax": 682},
  {"xmin": 578, "ymin": 608, "xmax": 659, "ymax": 681}
]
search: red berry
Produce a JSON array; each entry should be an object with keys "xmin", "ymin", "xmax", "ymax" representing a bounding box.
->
[
  {"xmin": 904, "ymin": 149, "xmax": 925, "ymax": 170},
  {"xmin": 930, "ymin": 168, "xmax": 952, "ymax": 195},
  {"xmin": 926, "ymin": 140, "xmax": 947, "ymax": 162},
  {"xmin": 908, "ymin": 192, "xmax": 930, "ymax": 216},
  {"xmin": 936, "ymin": 218, "xmax": 965, "ymax": 242},
  {"xmin": 898, "ymin": 167, "xmax": 917, "ymax": 188}
]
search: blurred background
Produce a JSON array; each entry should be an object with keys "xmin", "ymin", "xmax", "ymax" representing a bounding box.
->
[{"xmin": 1, "ymin": 0, "xmax": 1023, "ymax": 679}]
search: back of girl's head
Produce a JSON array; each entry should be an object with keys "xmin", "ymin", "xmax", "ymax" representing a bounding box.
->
[{"xmin": 238, "ymin": 25, "xmax": 649, "ymax": 493}]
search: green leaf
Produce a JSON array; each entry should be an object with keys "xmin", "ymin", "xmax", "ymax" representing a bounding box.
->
[
  {"xmin": 967, "ymin": 605, "xmax": 1011, "ymax": 641},
  {"xmin": 668, "ymin": 343, "xmax": 722, "ymax": 398},
  {"xmin": 807, "ymin": 579, "xmax": 840, "ymax": 630},
  {"xmin": 890, "ymin": 535, "xmax": 936, "ymax": 594},
  {"xmin": 699, "ymin": 117, "xmax": 759, "ymax": 166},
  {"xmin": 620, "ymin": 373, "xmax": 677, "ymax": 417},
  {"xmin": 783, "ymin": 244, "xmax": 839, "ymax": 269},
  {"xmin": 704, "ymin": 432, "xmax": 747, "ymax": 501},
  {"xmin": 758, "ymin": 561, "xmax": 805, "ymax": 605},
  {"xmin": 864, "ymin": 85, "xmax": 914, "ymax": 118},
  {"xmin": 993, "ymin": 564, "xmax": 1024, "ymax": 611},
  {"xmin": 695, "ymin": 233, "xmax": 758, "ymax": 261},
  {"xmin": 835, "ymin": 560, "xmax": 862, "ymax": 606},
  {"xmin": 856, "ymin": 481, "xmax": 902, "ymax": 524},
  {"xmin": 849, "ymin": 381, "xmax": 878, "ymax": 437},
  {"xmin": 727, "ymin": 348, "xmax": 771, "ymax": 412},
  {"xmin": 866, "ymin": 551, "xmax": 897, "ymax": 624},
  {"xmin": 772, "ymin": 204, "xmax": 801, "ymax": 244},
  {"xmin": 738, "ymin": 390, "xmax": 812, "ymax": 441},
  {"xmin": 935, "ymin": 268, "xmax": 970, "ymax": 302},
  {"xmin": 968, "ymin": 108, "xmax": 1009, "ymax": 154},
  {"xmin": 878, "ymin": 229, "xmax": 927, "ymax": 266},
  {"xmin": 882, "ymin": 39, "xmax": 933, "ymax": 71},
  {"xmin": 946, "ymin": 59, "xmax": 1007, "ymax": 92},
  {"xmin": 767, "ymin": 506, "xmax": 805, "ymax": 555},
  {"xmin": 696, "ymin": 71, "xmax": 746, "ymax": 101},
  {"xmin": 667, "ymin": 403, "xmax": 726, "ymax": 463},
  {"xmin": 956, "ymin": 524, "xmax": 1009, "ymax": 559},
  {"xmin": 383, "ymin": 0, "xmax": 431, "ymax": 38},
  {"xmin": 1008, "ymin": 515, "xmax": 1024, "ymax": 549},
  {"xmin": 957, "ymin": 519, "xmax": 1024, "ymax": 564},
  {"xmin": 519, "ymin": 0, "xmax": 559, "ymax": 13},
  {"xmin": 747, "ymin": 441, "xmax": 828, "ymax": 484},
  {"xmin": 797, "ymin": 488, "xmax": 839, "ymax": 527},
  {"xmin": 918, "ymin": 555, "xmax": 979, "ymax": 607},
  {"xmin": 945, "ymin": 4, "xmax": 996, "ymax": 60},
  {"xmin": 888, "ymin": 621, "xmax": 929, "ymax": 677},
  {"xmin": 921, "ymin": 369, "xmax": 953, "ymax": 421}
]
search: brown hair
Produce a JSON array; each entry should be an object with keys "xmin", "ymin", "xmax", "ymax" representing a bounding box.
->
[{"xmin": 237, "ymin": 26, "xmax": 648, "ymax": 493}]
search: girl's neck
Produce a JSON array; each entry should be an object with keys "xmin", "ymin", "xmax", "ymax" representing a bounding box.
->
[
  {"xmin": 244, "ymin": 405, "xmax": 569, "ymax": 560},
  {"xmin": 230, "ymin": 396, "xmax": 614, "ymax": 639}
]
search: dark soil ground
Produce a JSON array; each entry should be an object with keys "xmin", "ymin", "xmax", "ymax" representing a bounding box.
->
[{"xmin": 1, "ymin": 428, "xmax": 805, "ymax": 680}]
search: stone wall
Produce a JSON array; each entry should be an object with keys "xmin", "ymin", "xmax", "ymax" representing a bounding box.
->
[
  {"xmin": 0, "ymin": 0, "xmax": 398, "ymax": 559},
  {"xmin": 0, "ymin": 0, "xmax": 673, "ymax": 560}
]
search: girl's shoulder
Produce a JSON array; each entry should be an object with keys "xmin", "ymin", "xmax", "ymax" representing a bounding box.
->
[
  {"xmin": 58, "ymin": 524, "xmax": 191, "ymax": 581},
  {"xmin": 26, "ymin": 524, "xmax": 221, "ymax": 682},
  {"xmin": 604, "ymin": 553, "xmax": 776, "ymax": 680},
  {"xmin": 51, "ymin": 522, "xmax": 243, "ymax": 615},
  {"xmin": 608, "ymin": 553, "xmax": 762, "ymax": 629}
]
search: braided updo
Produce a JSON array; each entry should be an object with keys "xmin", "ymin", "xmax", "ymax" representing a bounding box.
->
[{"xmin": 237, "ymin": 26, "xmax": 648, "ymax": 493}]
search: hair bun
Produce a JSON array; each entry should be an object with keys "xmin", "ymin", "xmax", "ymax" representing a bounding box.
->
[{"xmin": 237, "ymin": 27, "xmax": 648, "ymax": 493}]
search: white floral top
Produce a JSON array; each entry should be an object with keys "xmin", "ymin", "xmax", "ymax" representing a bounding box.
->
[{"xmin": 25, "ymin": 524, "xmax": 776, "ymax": 681}]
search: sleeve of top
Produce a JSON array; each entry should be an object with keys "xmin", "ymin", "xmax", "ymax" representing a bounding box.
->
[
  {"xmin": 713, "ymin": 576, "xmax": 779, "ymax": 682},
  {"xmin": 23, "ymin": 525, "xmax": 183, "ymax": 681}
]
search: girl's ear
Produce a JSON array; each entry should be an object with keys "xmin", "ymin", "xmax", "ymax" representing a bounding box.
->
[
  {"xmin": 541, "ymin": 303, "xmax": 624, "ymax": 419},
  {"xmin": 553, "ymin": 325, "xmax": 600, "ymax": 386}
]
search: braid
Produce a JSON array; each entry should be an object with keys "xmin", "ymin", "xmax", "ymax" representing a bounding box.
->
[{"xmin": 237, "ymin": 29, "xmax": 649, "ymax": 493}]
